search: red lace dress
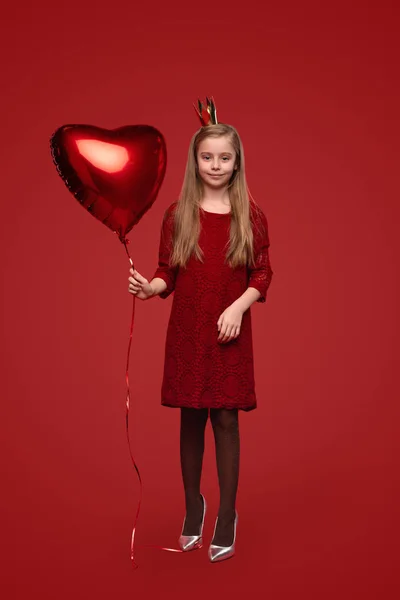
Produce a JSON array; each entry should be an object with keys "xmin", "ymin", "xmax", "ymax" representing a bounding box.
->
[{"xmin": 152, "ymin": 202, "xmax": 273, "ymax": 411}]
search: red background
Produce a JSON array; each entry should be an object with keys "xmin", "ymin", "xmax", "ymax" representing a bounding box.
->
[{"xmin": 1, "ymin": 1, "xmax": 398, "ymax": 598}]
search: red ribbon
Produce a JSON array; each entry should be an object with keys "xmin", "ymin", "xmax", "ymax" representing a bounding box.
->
[{"xmin": 122, "ymin": 239, "xmax": 183, "ymax": 569}]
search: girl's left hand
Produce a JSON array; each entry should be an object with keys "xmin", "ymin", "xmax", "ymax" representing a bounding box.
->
[{"xmin": 217, "ymin": 304, "xmax": 244, "ymax": 343}]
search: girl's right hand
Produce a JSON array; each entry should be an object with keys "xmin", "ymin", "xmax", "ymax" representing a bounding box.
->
[{"xmin": 128, "ymin": 268, "xmax": 154, "ymax": 300}]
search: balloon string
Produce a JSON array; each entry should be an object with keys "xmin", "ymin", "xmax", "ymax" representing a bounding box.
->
[{"xmin": 121, "ymin": 237, "xmax": 183, "ymax": 570}]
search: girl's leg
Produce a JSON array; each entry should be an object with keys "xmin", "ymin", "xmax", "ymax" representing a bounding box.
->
[
  {"xmin": 210, "ymin": 408, "xmax": 240, "ymax": 546},
  {"xmin": 180, "ymin": 407, "xmax": 209, "ymax": 535}
]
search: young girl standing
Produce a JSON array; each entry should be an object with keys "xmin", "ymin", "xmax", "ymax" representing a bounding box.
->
[{"xmin": 128, "ymin": 101, "xmax": 273, "ymax": 562}]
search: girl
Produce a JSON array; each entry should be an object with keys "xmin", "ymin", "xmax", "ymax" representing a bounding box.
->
[{"xmin": 128, "ymin": 114, "xmax": 273, "ymax": 563}]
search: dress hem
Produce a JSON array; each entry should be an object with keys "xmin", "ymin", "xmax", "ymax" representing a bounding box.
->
[{"xmin": 161, "ymin": 401, "xmax": 257, "ymax": 412}]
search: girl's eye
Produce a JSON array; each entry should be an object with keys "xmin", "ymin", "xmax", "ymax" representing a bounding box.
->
[{"xmin": 202, "ymin": 156, "xmax": 230, "ymax": 160}]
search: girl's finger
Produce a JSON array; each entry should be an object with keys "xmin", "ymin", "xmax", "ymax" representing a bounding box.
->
[
  {"xmin": 219, "ymin": 327, "xmax": 231, "ymax": 342},
  {"xmin": 133, "ymin": 270, "xmax": 146, "ymax": 283},
  {"xmin": 223, "ymin": 327, "xmax": 231, "ymax": 341},
  {"xmin": 226, "ymin": 328, "xmax": 235, "ymax": 342},
  {"xmin": 131, "ymin": 269, "xmax": 139, "ymax": 280},
  {"xmin": 224, "ymin": 325, "xmax": 238, "ymax": 342},
  {"xmin": 128, "ymin": 276, "xmax": 142, "ymax": 287}
]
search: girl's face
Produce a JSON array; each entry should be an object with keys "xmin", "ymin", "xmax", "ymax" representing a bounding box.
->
[{"xmin": 196, "ymin": 135, "xmax": 237, "ymax": 188}]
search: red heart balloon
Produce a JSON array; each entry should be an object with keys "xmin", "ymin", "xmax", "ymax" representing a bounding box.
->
[{"xmin": 50, "ymin": 124, "xmax": 167, "ymax": 242}]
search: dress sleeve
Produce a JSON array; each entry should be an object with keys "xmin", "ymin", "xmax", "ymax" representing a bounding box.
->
[
  {"xmin": 247, "ymin": 207, "xmax": 273, "ymax": 303},
  {"xmin": 151, "ymin": 205, "xmax": 179, "ymax": 299}
]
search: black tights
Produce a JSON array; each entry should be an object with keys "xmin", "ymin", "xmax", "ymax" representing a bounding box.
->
[{"xmin": 180, "ymin": 407, "xmax": 239, "ymax": 545}]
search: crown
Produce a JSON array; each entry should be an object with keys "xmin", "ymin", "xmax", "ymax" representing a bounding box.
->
[{"xmin": 193, "ymin": 96, "xmax": 218, "ymax": 126}]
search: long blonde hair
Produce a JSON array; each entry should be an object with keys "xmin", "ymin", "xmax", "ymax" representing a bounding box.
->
[{"xmin": 170, "ymin": 123, "xmax": 262, "ymax": 269}]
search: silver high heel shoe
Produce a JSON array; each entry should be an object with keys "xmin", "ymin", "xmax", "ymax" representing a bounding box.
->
[
  {"xmin": 208, "ymin": 511, "xmax": 238, "ymax": 563},
  {"xmin": 178, "ymin": 494, "xmax": 207, "ymax": 552}
]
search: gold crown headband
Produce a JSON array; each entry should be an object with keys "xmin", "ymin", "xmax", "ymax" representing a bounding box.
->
[{"xmin": 193, "ymin": 96, "xmax": 218, "ymax": 126}]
